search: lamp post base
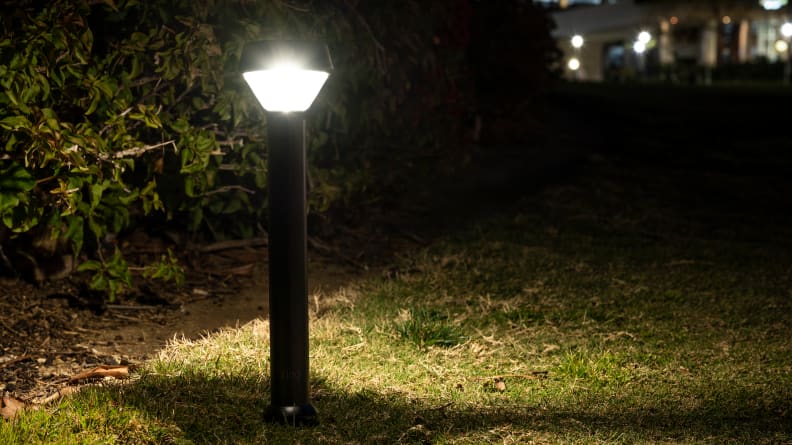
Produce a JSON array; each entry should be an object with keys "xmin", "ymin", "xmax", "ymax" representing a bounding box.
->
[{"xmin": 264, "ymin": 404, "xmax": 318, "ymax": 426}]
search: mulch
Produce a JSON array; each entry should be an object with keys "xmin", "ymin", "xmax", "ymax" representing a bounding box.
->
[{"xmin": 0, "ymin": 277, "xmax": 178, "ymax": 404}]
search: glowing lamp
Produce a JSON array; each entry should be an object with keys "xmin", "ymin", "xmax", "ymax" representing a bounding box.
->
[
  {"xmin": 240, "ymin": 41, "xmax": 332, "ymax": 112},
  {"xmin": 638, "ymin": 31, "xmax": 652, "ymax": 44},
  {"xmin": 633, "ymin": 40, "xmax": 647, "ymax": 54},
  {"xmin": 776, "ymin": 39, "xmax": 789, "ymax": 54},
  {"xmin": 571, "ymin": 35, "xmax": 584, "ymax": 49},
  {"xmin": 759, "ymin": 0, "xmax": 787, "ymax": 10},
  {"xmin": 782, "ymin": 22, "xmax": 792, "ymax": 39},
  {"xmin": 568, "ymin": 57, "xmax": 581, "ymax": 71},
  {"xmin": 240, "ymin": 40, "xmax": 332, "ymax": 427}
]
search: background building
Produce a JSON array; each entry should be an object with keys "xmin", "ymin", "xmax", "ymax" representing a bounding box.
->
[{"xmin": 539, "ymin": 0, "xmax": 792, "ymax": 83}]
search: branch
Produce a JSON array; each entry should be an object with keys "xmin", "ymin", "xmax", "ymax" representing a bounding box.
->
[
  {"xmin": 200, "ymin": 185, "xmax": 256, "ymax": 197},
  {"xmin": 189, "ymin": 237, "xmax": 268, "ymax": 253},
  {"xmin": 341, "ymin": 0, "xmax": 386, "ymax": 73},
  {"xmin": 100, "ymin": 140, "xmax": 177, "ymax": 160},
  {"xmin": 281, "ymin": 0, "xmax": 311, "ymax": 12}
]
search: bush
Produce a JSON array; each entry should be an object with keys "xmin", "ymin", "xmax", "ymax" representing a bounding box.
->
[{"xmin": 0, "ymin": 0, "xmax": 557, "ymax": 297}]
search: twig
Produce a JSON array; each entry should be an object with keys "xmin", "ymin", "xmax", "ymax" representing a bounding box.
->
[
  {"xmin": 0, "ymin": 355, "xmax": 33, "ymax": 369},
  {"xmin": 0, "ymin": 318, "xmax": 21, "ymax": 337},
  {"xmin": 38, "ymin": 386, "xmax": 80, "ymax": 405},
  {"xmin": 281, "ymin": 0, "xmax": 310, "ymax": 12},
  {"xmin": 105, "ymin": 304, "xmax": 160, "ymax": 311},
  {"xmin": 399, "ymin": 230, "xmax": 428, "ymax": 245},
  {"xmin": 199, "ymin": 185, "xmax": 256, "ymax": 197},
  {"xmin": 99, "ymin": 140, "xmax": 177, "ymax": 160},
  {"xmin": 190, "ymin": 237, "xmax": 268, "ymax": 253},
  {"xmin": 423, "ymin": 401, "xmax": 454, "ymax": 411},
  {"xmin": 469, "ymin": 371, "xmax": 549, "ymax": 381},
  {"xmin": 341, "ymin": 0, "xmax": 386, "ymax": 73},
  {"xmin": 308, "ymin": 236, "xmax": 369, "ymax": 271}
]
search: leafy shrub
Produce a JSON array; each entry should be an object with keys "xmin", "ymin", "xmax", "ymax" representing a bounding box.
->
[{"xmin": 0, "ymin": 0, "xmax": 557, "ymax": 297}]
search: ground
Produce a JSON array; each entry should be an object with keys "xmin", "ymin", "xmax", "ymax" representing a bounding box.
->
[
  {"xmin": 0, "ymin": 246, "xmax": 366, "ymax": 402},
  {"xmin": 2, "ymin": 82, "xmax": 791, "ymax": 430}
]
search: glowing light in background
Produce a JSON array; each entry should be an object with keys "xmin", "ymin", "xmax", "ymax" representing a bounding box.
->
[
  {"xmin": 571, "ymin": 34, "xmax": 584, "ymax": 49},
  {"xmin": 567, "ymin": 57, "xmax": 581, "ymax": 71},
  {"xmin": 782, "ymin": 22, "xmax": 792, "ymax": 39},
  {"xmin": 759, "ymin": 0, "xmax": 787, "ymax": 10}
]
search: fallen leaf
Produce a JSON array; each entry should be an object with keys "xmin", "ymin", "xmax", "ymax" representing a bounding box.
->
[
  {"xmin": 68, "ymin": 365, "xmax": 130, "ymax": 383},
  {"xmin": 494, "ymin": 379, "xmax": 507, "ymax": 392},
  {"xmin": 542, "ymin": 344, "xmax": 560, "ymax": 354},
  {"xmin": 1, "ymin": 395, "xmax": 26, "ymax": 420}
]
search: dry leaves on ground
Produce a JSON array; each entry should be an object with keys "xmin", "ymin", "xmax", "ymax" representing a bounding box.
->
[
  {"xmin": 1, "ymin": 365, "xmax": 134, "ymax": 421},
  {"xmin": 1, "ymin": 394, "xmax": 26, "ymax": 420},
  {"xmin": 68, "ymin": 365, "xmax": 131, "ymax": 384}
]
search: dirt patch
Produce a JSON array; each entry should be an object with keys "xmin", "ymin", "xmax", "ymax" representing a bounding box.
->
[{"xmin": 0, "ymin": 248, "xmax": 367, "ymax": 404}]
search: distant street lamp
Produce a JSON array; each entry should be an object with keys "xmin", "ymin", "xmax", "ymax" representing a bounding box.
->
[
  {"xmin": 569, "ymin": 34, "xmax": 584, "ymax": 80},
  {"xmin": 782, "ymin": 22, "xmax": 792, "ymax": 39},
  {"xmin": 781, "ymin": 22, "xmax": 792, "ymax": 84},
  {"xmin": 633, "ymin": 31, "xmax": 651, "ymax": 79},
  {"xmin": 240, "ymin": 40, "xmax": 332, "ymax": 426}
]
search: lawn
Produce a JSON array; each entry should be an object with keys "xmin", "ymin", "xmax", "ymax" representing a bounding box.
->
[{"xmin": 2, "ymin": 83, "xmax": 791, "ymax": 444}]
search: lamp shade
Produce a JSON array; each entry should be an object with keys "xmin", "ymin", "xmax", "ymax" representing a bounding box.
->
[{"xmin": 240, "ymin": 40, "xmax": 333, "ymax": 112}]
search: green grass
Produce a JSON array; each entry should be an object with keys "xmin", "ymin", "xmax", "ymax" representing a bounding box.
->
[{"xmin": 2, "ymin": 159, "xmax": 791, "ymax": 443}]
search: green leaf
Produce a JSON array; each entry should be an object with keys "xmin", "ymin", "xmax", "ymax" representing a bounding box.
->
[
  {"xmin": 0, "ymin": 164, "xmax": 36, "ymax": 191},
  {"xmin": 0, "ymin": 193, "xmax": 21, "ymax": 213},
  {"xmin": 0, "ymin": 115, "xmax": 32, "ymax": 130},
  {"xmin": 77, "ymin": 259, "xmax": 102, "ymax": 272},
  {"xmin": 65, "ymin": 216, "xmax": 84, "ymax": 257}
]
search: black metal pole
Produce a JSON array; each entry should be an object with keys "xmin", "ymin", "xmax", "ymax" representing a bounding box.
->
[{"xmin": 264, "ymin": 111, "xmax": 317, "ymax": 425}]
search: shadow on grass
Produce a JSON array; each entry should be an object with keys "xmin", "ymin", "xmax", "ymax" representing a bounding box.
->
[{"xmin": 104, "ymin": 369, "xmax": 790, "ymax": 444}]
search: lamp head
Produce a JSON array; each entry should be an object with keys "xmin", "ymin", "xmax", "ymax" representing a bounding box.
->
[{"xmin": 240, "ymin": 40, "xmax": 333, "ymax": 112}]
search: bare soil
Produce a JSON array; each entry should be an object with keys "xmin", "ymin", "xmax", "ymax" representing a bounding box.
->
[{"xmin": 0, "ymin": 246, "xmax": 369, "ymax": 404}]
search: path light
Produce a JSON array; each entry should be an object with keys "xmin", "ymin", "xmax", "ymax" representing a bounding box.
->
[
  {"xmin": 782, "ymin": 22, "xmax": 792, "ymax": 39},
  {"xmin": 240, "ymin": 40, "xmax": 332, "ymax": 426},
  {"xmin": 568, "ymin": 57, "xmax": 581, "ymax": 71},
  {"xmin": 775, "ymin": 39, "xmax": 789, "ymax": 54},
  {"xmin": 571, "ymin": 34, "xmax": 584, "ymax": 49}
]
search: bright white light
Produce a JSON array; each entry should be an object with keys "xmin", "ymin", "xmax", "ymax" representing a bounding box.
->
[
  {"xmin": 571, "ymin": 35, "xmax": 584, "ymax": 49},
  {"xmin": 638, "ymin": 31, "xmax": 652, "ymax": 44},
  {"xmin": 633, "ymin": 41, "xmax": 647, "ymax": 54},
  {"xmin": 243, "ymin": 65, "xmax": 329, "ymax": 112},
  {"xmin": 782, "ymin": 22, "xmax": 792, "ymax": 38},
  {"xmin": 775, "ymin": 39, "xmax": 789, "ymax": 53},
  {"xmin": 759, "ymin": 0, "xmax": 787, "ymax": 10},
  {"xmin": 567, "ymin": 57, "xmax": 581, "ymax": 71}
]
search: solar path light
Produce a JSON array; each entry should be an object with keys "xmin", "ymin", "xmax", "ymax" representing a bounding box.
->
[{"xmin": 240, "ymin": 40, "xmax": 332, "ymax": 426}]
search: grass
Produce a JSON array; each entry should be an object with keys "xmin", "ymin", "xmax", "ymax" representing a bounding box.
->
[
  {"xmin": 3, "ymin": 157, "xmax": 790, "ymax": 444},
  {"xmin": 3, "ymin": 84, "xmax": 792, "ymax": 443}
]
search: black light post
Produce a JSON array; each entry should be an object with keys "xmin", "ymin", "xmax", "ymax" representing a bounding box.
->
[{"xmin": 240, "ymin": 40, "xmax": 332, "ymax": 426}]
